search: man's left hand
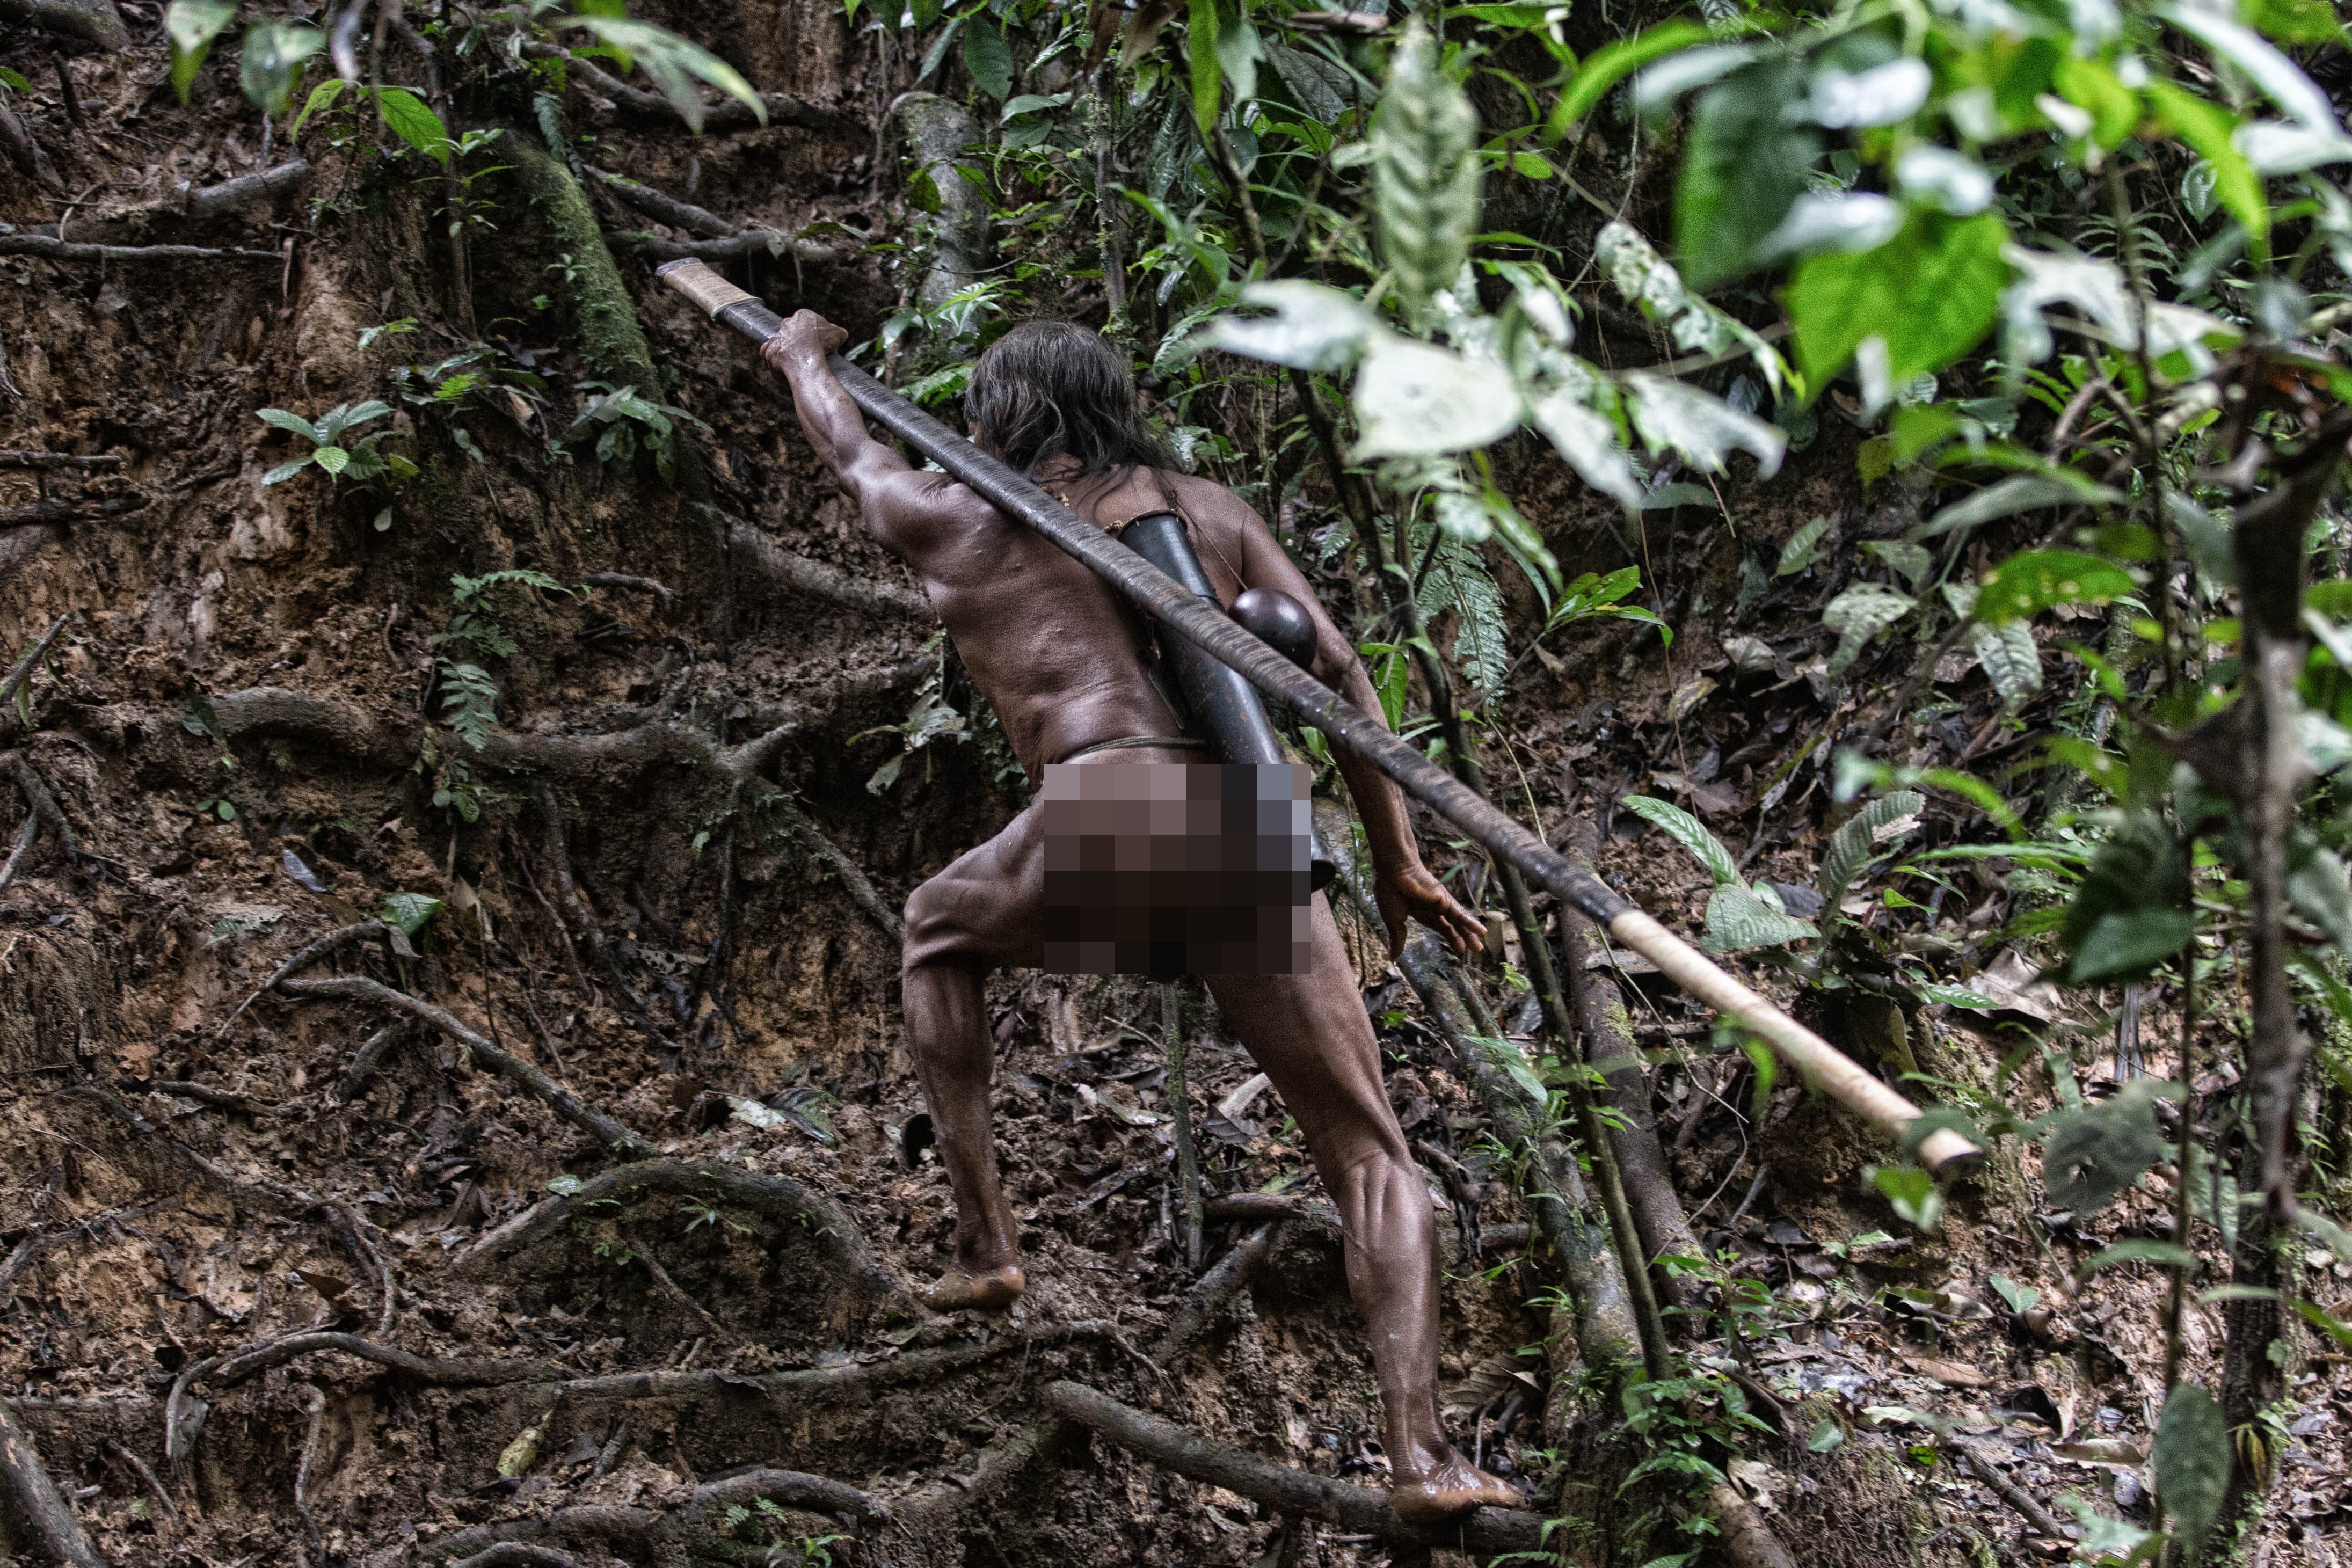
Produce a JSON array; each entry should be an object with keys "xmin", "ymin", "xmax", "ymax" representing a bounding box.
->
[{"xmin": 1375, "ymin": 863, "xmax": 1484, "ymax": 961}]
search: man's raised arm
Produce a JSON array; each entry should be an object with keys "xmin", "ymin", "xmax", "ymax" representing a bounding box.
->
[{"xmin": 760, "ymin": 311, "xmax": 915, "ymax": 519}]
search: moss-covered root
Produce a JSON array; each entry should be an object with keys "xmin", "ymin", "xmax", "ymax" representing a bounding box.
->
[
  {"xmin": 888, "ymin": 92, "xmax": 992, "ymax": 316},
  {"xmin": 505, "ymin": 134, "xmax": 658, "ymax": 392}
]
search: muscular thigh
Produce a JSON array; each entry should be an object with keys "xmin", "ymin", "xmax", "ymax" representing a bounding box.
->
[
  {"xmin": 901, "ymin": 805, "xmax": 1050, "ymax": 973},
  {"xmin": 1205, "ymin": 892, "xmax": 1405, "ymax": 1168}
]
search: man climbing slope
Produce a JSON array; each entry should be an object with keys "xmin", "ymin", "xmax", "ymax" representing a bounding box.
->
[{"xmin": 762, "ymin": 310, "xmax": 1520, "ymax": 1521}]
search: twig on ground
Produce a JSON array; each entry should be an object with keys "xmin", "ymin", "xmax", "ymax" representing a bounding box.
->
[
  {"xmin": 450, "ymin": 1158, "xmax": 914, "ymax": 1309},
  {"xmin": 1955, "ymin": 1442, "xmax": 2065, "ymax": 1539},
  {"xmin": 1044, "ymin": 1381, "xmax": 1542, "ymax": 1556},
  {"xmin": 0, "ymin": 235, "xmax": 282, "ymax": 261},
  {"xmin": 425, "ymin": 1468, "xmax": 885, "ymax": 1562},
  {"xmin": 104, "ymin": 1439, "xmax": 178, "ymax": 1527},
  {"xmin": 1163, "ymin": 981, "xmax": 1204, "ymax": 1270},
  {"xmin": 636, "ymin": 1249, "xmax": 737, "ymax": 1344},
  {"xmin": 338, "ymin": 1022, "xmax": 410, "ymax": 1102},
  {"xmin": 217, "ymin": 921, "xmax": 398, "ymax": 1039},
  {"xmin": 0, "ymin": 810, "xmax": 38, "ymax": 893},
  {"xmin": 294, "ymin": 1384, "xmax": 327, "ymax": 1556},
  {"xmin": 0, "ymin": 610, "xmax": 73, "ymax": 730},
  {"xmin": 278, "ymin": 976, "xmax": 655, "ymax": 1159},
  {"xmin": 770, "ymin": 792, "xmax": 903, "ymax": 943},
  {"xmin": 6, "ymin": 752, "xmax": 79, "ymax": 860},
  {"xmin": 0, "ymin": 1396, "xmax": 110, "ymax": 1568},
  {"xmin": 576, "ymin": 572, "xmax": 673, "ymax": 601}
]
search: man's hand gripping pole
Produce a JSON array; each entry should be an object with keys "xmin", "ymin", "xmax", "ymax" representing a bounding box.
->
[{"xmin": 656, "ymin": 258, "xmax": 1983, "ymax": 1178}]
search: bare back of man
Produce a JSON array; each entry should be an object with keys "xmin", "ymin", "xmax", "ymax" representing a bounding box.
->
[{"xmin": 761, "ymin": 312, "xmax": 1519, "ymax": 1521}]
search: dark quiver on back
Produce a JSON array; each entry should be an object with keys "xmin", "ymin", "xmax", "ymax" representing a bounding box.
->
[{"xmin": 1119, "ymin": 513, "xmax": 1337, "ymax": 893}]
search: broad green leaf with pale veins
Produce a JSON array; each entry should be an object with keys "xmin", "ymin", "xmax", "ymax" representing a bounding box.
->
[
  {"xmin": 1704, "ymin": 883, "xmax": 1819, "ymax": 952},
  {"xmin": 1785, "ymin": 213, "xmax": 2009, "ymax": 390},
  {"xmin": 1621, "ymin": 794, "xmax": 1739, "ymax": 886},
  {"xmin": 964, "ymin": 19, "xmax": 1015, "ymax": 101},
  {"xmin": 1974, "ymin": 551, "xmax": 2136, "ymax": 623},
  {"xmin": 375, "ymin": 86, "xmax": 450, "ymax": 165},
  {"xmin": 2153, "ymin": 1384, "xmax": 2230, "ymax": 1553},
  {"xmin": 1674, "ymin": 57, "xmax": 1820, "ymax": 288},
  {"xmin": 165, "ymin": 0, "xmax": 236, "ymax": 104}
]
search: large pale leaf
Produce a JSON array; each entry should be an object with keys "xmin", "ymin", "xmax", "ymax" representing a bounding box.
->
[
  {"xmin": 1823, "ymin": 582, "xmax": 1914, "ymax": 673},
  {"xmin": 1971, "ymin": 621, "xmax": 2042, "ymax": 708},
  {"xmin": 1808, "ymin": 57, "xmax": 1931, "ymax": 127},
  {"xmin": 1703, "ymin": 883, "xmax": 1820, "ymax": 952},
  {"xmin": 1373, "ymin": 22, "xmax": 1482, "ymax": 317},
  {"xmin": 1203, "ymin": 281, "xmax": 1377, "ymax": 371},
  {"xmin": 2161, "ymin": 4, "xmax": 2339, "ymax": 129},
  {"xmin": 1621, "ymin": 794, "xmax": 1739, "ymax": 886},
  {"xmin": 2001, "ymin": 244, "xmax": 2135, "ymax": 364},
  {"xmin": 238, "ymin": 20, "xmax": 321, "ymax": 118},
  {"xmin": 2153, "ymin": 1384, "xmax": 2231, "ymax": 1555},
  {"xmin": 1757, "ymin": 191, "xmax": 1904, "ymax": 262},
  {"xmin": 1528, "ymin": 392, "xmax": 1643, "ymax": 507},
  {"xmin": 1818, "ymin": 790, "xmax": 1925, "ymax": 918},
  {"xmin": 1621, "ymin": 373, "xmax": 1785, "ymax": 478},
  {"xmin": 1350, "ymin": 337, "xmax": 1521, "ymax": 459}
]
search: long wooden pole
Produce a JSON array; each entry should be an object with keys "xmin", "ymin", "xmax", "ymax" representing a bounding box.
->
[{"xmin": 656, "ymin": 259, "xmax": 1982, "ymax": 1176}]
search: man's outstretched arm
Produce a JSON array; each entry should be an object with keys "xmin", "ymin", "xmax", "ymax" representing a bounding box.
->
[{"xmin": 759, "ymin": 311, "xmax": 937, "ymax": 537}]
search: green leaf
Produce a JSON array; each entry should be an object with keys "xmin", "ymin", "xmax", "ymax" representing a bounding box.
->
[
  {"xmin": 289, "ymin": 76, "xmax": 346, "ymax": 140},
  {"xmin": 1917, "ymin": 472, "xmax": 2125, "ymax": 539},
  {"xmin": 1268, "ymin": 45, "xmax": 1351, "ymax": 123},
  {"xmin": 571, "ymin": 18, "xmax": 766, "ymax": 134},
  {"xmin": 1187, "ymin": 0, "xmax": 1221, "ymax": 130},
  {"xmin": 964, "ymin": 18, "xmax": 1015, "ymax": 101},
  {"xmin": 1621, "ymin": 794, "xmax": 1739, "ymax": 886},
  {"xmin": 2152, "ymin": 1384, "xmax": 2230, "ymax": 1555},
  {"xmin": 378, "ymin": 891, "xmax": 444, "ymax": 938},
  {"xmin": 0, "ymin": 67, "xmax": 32, "ymax": 93},
  {"xmin": 1703, "ymin": 883, "xmax": 1819, "ymax": 952},
  {"xmin": 311, "ymin": 446, "xmax": 350, "ymax": 477},
  {"xmin": 1544, "ymin": 19, "xmax": 1712, "ymax": 137},
  {"xmin": 2144, "ymin": 81, "xmax": 2269, "ymax": 251},
  {"xmin": 1823, "ymin": 582, "xmax": 1915, "ymax": 674},
  {"xmin": 2044, "ymin": 1080, "xmax": 2172, "ymax": 1214},
  {"xmin": 2289, "ymin": 845, "xmax": 2352, "ymax": 960},
  {"xmin": 2071, "ymin": 909, "xmax": 2195, "ymax": 981},
  {"xmin": 1976, "ymin": 550, "xmax": 2136, "ymax": 624},
  {"xmin": 1775, "ymin": 515, "xmax": 1832, "ymax": 577},
  {"xmin": 1917, "ymin": 983, "xmax": 1999, "ymax": 1009},
  {"xmin": 1529, "ymin": 392, "xmax": 1643, "ymax": 508},
  {"xmin": 260, "ymin": 456, "xmax": 316, "ymax": 485},
  {"xmin": 1808, "ymin": 1417, "xmax": 1847, "ymax": 1454},
  {"xmin": 1972, "ymin": 621, "xmax": 2042, "ymax": 709},
  {"xmin": 375, "ymin": 86, "xmax": 450, "ymax": 164},
  {"xmin": 2083, "ymin": 1238, "xmax": 2195, "ymax": 1273},
  {"xmin": 2053, "ymin": 56, "xmax": 2140, "ymax": 151},
  {"xmin": 1818, "ymin": 790, "xmax": 1925, "ymax": 922},
  {"xmin": 256, "ymin": 407, "xmax": 325, "ymax": 444},
  {"xmin": 1785, "ymin": 213, "xmax": 2009, "ymax": 390},
  {"xmin": 1674, "ymin": 57, "xmax": 1821, "ymax": 289},
  {"xmin": 1622, "ymin": 374, "xmax": 1785, "ymax": 478},
  {"xmin": 1214, "ymin": 8, "xmax": 1262, "ymax": 110},
  {"xmin": 1987, "ymin": 1274, "xmax": 2041, "ymax": 1314},
  {"xmin": 2240, "ymin": 0, "xmax": 2346, "ymax": 43},
  {"xmin": 165, "ymin": 0, "xmax": 237, "ymax": 104},
  {"xmin": 239, "ymin": 20, "xmax": 323, "ymax": 119},
  {"xmin": 1374, "ymin": 21, "xmax": 1483, "ymax": 317},
  {"xmin": 1872, "ymin": 1164, "xmax": 1944, "ymax": 1231}
]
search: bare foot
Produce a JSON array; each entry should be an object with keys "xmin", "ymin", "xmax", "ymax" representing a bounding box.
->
[
  {"xmin": 924, "ymin": 1264, "xmax": 1025, "ymax": 1311},
  {"xmin": 1389, "ymin": 1453, "xmax": 1525, "ymax": 1523}
]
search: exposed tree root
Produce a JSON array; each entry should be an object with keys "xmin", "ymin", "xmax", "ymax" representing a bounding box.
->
[
  {"xmin": 0, "ymin": 451, "xmax": 120, "ymax": 469},
  {"xmin": 1560, "ymin": 808, "xmax": 1701, "ymax": 1302},
  {"xmin": 584, "ymin": 164, "xmax": 843, "ymax": 266},
  {"xmin": 0, "ymin": 610, "xmax": 72, "ymax": 735},
  {"xmin": 770, "ymin": 792, "xmax": 904, "ymax": 943},
  {"xmin": 505, "ymin": 135, "xmax": 658, "ymax": 391},
  {"xmin": 1044, "ymin": 1381, "xmax": 1544, "ymax": 1558},
  {"xmin": 194, "ymin": 1332, "xmax": 561, "ymax": 1395},
  {"xmin": 536, "ymin": 782, "xmax": 665, "ymax": 1042},
  {"xmin": 0, "ymin": 0, "xmax": 127, "ymax": 52},
  {"xmin": 0, "ymin": 1395, "xmax": 110, "ymax": 1568},
  {"xmin": 0, "ymin": 811, "xmax": 37, "ymax": 894},
  {"xmin": 424, "ymin": 1467, "xmax": 885, "ymax": 1562},
  {"xmin": 276, "ymin": 975, "xmax": 657, "ymax": 1159},
  {"xmin": 450, "ymin": 1158, "xmax": 915, "ymax": 1312},
  {"xmin": 0, "ymin": 235, "xmax": 281, "ymax": 261},
  {"xmin": 522, "ymin": 43, "xmax": 851, "ymax": 134},
  {"xmin": 449, "ymin": 1543, "xmax": 585, "ymax": 1568},
  {"xmin": 217, "ymin": 919, "xmax": 399, "ymax": 1039},
  {"xmin": 709, "ymin": 505, "xmax": 935, "ymax": 620}
]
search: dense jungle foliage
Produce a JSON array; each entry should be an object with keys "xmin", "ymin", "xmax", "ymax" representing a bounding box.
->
[{"xmin": 2, "ymin": 0, "xmax": 2351, "ymax": 1562}]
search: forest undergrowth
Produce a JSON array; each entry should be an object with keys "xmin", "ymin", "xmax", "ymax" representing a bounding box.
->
[{"xmin": 0, "ymin": 0, "xmax": 2349, "ymax": 1565}]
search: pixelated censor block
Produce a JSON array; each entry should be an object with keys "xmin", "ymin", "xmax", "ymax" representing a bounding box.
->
[{"xmin": 1039, "ymin": 763, "xmax": 1313, "ymax": 976}]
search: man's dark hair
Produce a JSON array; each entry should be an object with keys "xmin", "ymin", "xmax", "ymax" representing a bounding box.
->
[{"xmin": 964, "ymin": 321, "xmax": 1175, "ymax": 477}]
